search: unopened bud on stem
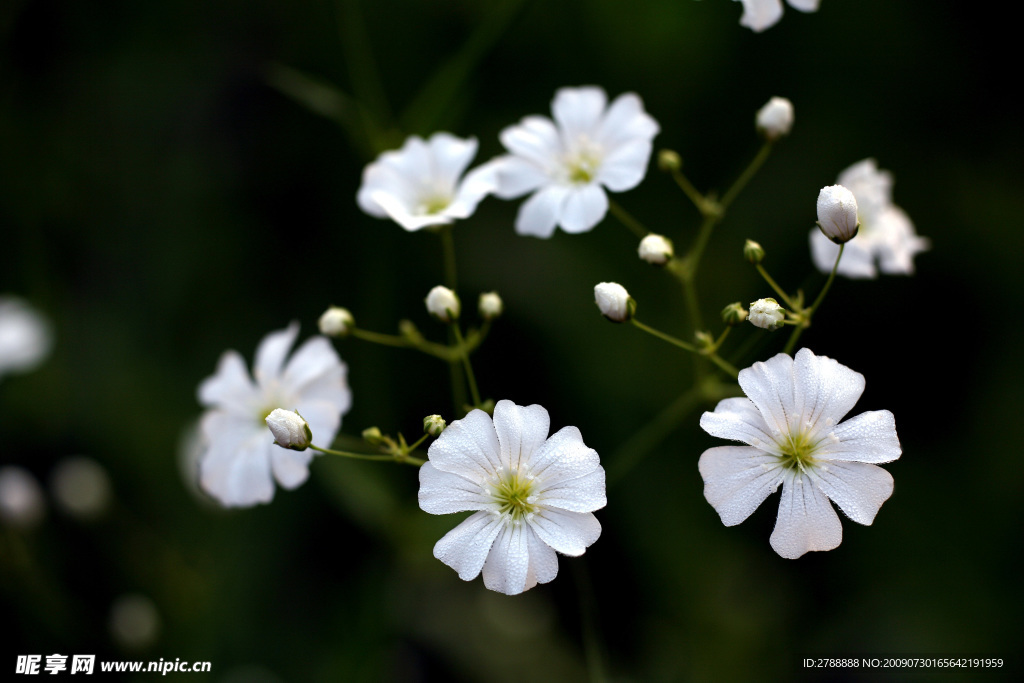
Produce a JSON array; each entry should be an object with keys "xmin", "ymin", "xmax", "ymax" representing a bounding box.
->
[
  {"xmin": 266, "ymin": 409, "xmax": 312, "ymax": 451},
  {"xmin": 594, "ymin": 282, "xmax": 635, "ymax": 323}
]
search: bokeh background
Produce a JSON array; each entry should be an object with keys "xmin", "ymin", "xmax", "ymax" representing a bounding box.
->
[{"xmin": 2, "ymin": 0, "xmax": 1021, "ymax": 680}]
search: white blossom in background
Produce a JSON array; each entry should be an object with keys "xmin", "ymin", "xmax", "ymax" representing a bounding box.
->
[
  {"xmin": 0, "ymin": 295, "xmax": 53, "ymax": 381},
  {"xmin": 735, "ymin": 0, "xmax": 821, "ymax": 33},
  {"xmin": 699, "ymin": 348, "xmax": 900, "ymax": 559},
  {"xmin": 594, "ymin": 282, "xmax": 633, "ymax": 322},
  {"xmin": 755, "ymin": 96, "xmax": 794, "ymax": 141},
  {"xmin": 50, "ymin": 457, "xmax": 112, "ymax": 520},
  {"xmin": 810, "ymin": 159, "xmax": 930, "ymax": 278},
  {"xmin": 488, "ymin": 86, "xmax": 660, "ymax": 237},
  {"xmin": 419, "ymin": 400, "xmax": 606, "ymax": 595},
  {"xmin": 357, "ymin": 132, "xmax": 497, "ymax": 231},
  {"xmin": 478, "ymin": 292, "xmax": 504, "ymax": 320},
  {"xmin": 197, "ymin": 323, "xmax": 351, "ymax": 507},
  {"xmin": 0, "ymin": 466, "xmax": 45, "ymax": 529}
]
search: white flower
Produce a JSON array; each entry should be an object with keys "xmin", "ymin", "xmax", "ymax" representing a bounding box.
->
[
  {"xmin": 594, "ymin": 282, "xmax": 633, "ymax": 322},
  {"xmin": 266, "ymin": 409, "xmax": 312, "ymax": 450},
  {"xmin": 197, "ymin": 323, "xmax": 351, "ymax": 507},
  {"xmin": 810, "ymin": 159, "xmax": 930, "ymax": 278},
  {"xmin": 489, "ymin": 86, "xmax": 660, "ymax": 237},
  {"xmin": 425, "ymin": 285, "xmax": 461, "ymax": 322},
  {"xmin": 419, "ymin": 400, "xmax": 605, "ymax": 595},
  {"xmin": 816, "ymin": 184, "xmax": 859, "ymax": 244},
  {"xmin": 478, "ymin": 291, "xmax": 504, "ymax": 321},
  {"xmin": 318, "ymin": 306, "xmax": 354, "ymax": 337},
  {"xmin": 699, "ymin": 348, "xmax": 901, "ymax": 559},
  {"xmin": 0, "ymin": 466, "xmax": 45, "ymax": 529},
  {"xmin": 755, "ymin": 96, "xmax": 794, "ymax": 140},
  {"xmin": 0, "ymin": 295, "xmax": 53, "ymax": 380},
  {"xmin": 735, "ymin": 0, "xmax": 821, "ymax": 33},
  {"xmin": 748, "ymin": 298, "xmax": 785, "ymax": 330},
  {"xmin": 638, "ymin": 233, "xmax": 674, "ymax": 265},
  {"xmin": 357, "ymin": 132, "xmax": 497, "ymax": 231}
]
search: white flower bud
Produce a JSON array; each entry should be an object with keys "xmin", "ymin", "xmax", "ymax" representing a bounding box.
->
[
  {"xmin": 721, "ymin": 302, "xmax": 749, "ymax": 326},
  {"xmin": 748, "ymin": 298, "xmax": 785, "ymax": 331},
  {"xmin": 756, "ymin": 97, "xmax": 794, "ymax": 141},
  {"xmin": 816, "ymin": 185, "xmax": 860, "ymax": 244},
  {"xmin": 423, "ymin": 414, "xmax": 446, "ymax": 436},
  {"xmin": 594, "ymin": 282, "xmax": 634, "ymax": 322},
  {"xmin": 638, "ymin": 234, "xmax": 674, "ymax": 265},
  {"xmin": 318, "ymin": 306, "xmax": 354, "ymax": 337},
  {"xmin": 266, "ymin": 409, "xmax": 312, "ymax": 450},
  {"xmin": 425, "ymin": 286, "xmax": 460, "ymax": 322},
  {"xmin": 478, "ymin": 292, "xmax": 503, "ymax": 320}
]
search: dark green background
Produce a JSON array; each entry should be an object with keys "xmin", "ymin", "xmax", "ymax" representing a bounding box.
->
[{"xmin": 2, "ymin": 1, "xmax": 1020, "ymax": 680}]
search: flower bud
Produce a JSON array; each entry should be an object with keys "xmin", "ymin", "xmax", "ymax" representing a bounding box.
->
[
  {"xmin": 478, "ymin": 292, "xmax": 503, "ymax": 321},
  {"xmin": 425, "ymin": 285, "xmax": 460, "ymax": 322},
  {"xmin": 423, "ymin": 414, "xmax": 446, "ymax": 437},
  {"xmin": 744, "ymin": 239, "xmax": 765, "ymax": 264},
  {"xmin": 638, "ymin": 234, "xmax": 674, "ymax": 265},
  {"xmin": 594, "ymin": 282, "xmax": 634, "ymax": 323},
  {"xmin": 266, "ymin": 409, "xmax": 312, "ymax": 451},
  {"xmin": 816, "ymin": 185, "xmax": 860, "ymax": 244},
  {"xmin": 657, "ymin": 149, "xmax": 681, "ymax": 172},
  {"xmin": 362, "ymin": 426, "xmax": 384, "ymax": 444},
  {"xmin": 755, "ymin": 97, "xmax": 794, "ymax": 141},
  {"xmin": 748, "ymin": 298, "xmax": 785, "ymax": 331},
  {"xmin": 694, "ymin": 330, "xmax": 714, "ymax": 348},
  {"xmin": 721, "ymin": 302, "xmax": 749, "ymax": 326},
  {"xmin": 318, "ymin": 306, "xmax": 354, "ymax": 337}
]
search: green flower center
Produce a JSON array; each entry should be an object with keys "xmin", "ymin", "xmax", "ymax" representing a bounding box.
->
[
  {"xmin": 565, "ymin": 135, "xmax": 602, "ymax": 185},
  {"xmin": 418, "ymin": 195, "xmax": 451, "ymax": 215},
  {"xmin": 777, "ymin": 429, "xmax": 820, "ymax": 472},
  {"xmin": 489, "ymin": 465, "xmax": 538, "ymax": 522}
]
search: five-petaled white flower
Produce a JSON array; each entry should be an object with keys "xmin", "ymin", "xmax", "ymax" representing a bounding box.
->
[
  {"xmin": 419, "ymin": 400, "xmax": 606, "ymax": 595},
  {"xmin": 698, "ymin": 348, "xmax": 901, "ymax": 559},
  {"xmin": 488, "ymin": 86, "xmax": 659, "ymax": 238},
  {"xmin": 810, "ymin": 159, "xmax": 930, "ymax": 279},
  {"xmin": 197, "ymin": 323, "xmax": 351, "ymax": 507},
  {"xmin": 357, "ymin": 132, "xmax": 497, "ymax": 231},
  {"xmin": 735, "ymin": 0, "xmax": 821, "ymax": 33}
]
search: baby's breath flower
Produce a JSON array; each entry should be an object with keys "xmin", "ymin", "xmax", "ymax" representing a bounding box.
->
[
  {"xmin": 638, "ymin": 234, "xmax": 674, "ymax": 265},
  {"xmin": 266, "ymin": 409, "xmax": 312, "ymax": 451},
  {"xmin": 594, "ymin": 282, "xmax": 633, "ymax": 322},
  {"xmin": 423, "ymin": 414, "xmax": 446, "ymax": 437},
  {"xmin": 699, "ymin": 348, "xmax": 900, "ymax": 558},
  {"xmin": 735, "ymin": 0, "xmax": 821, "ymax": 33},
  {"xmin": 419, "ymin": 400, "xmax": 606, "ymax": 595},
  {"xmin": 425, "ymin": 286, "xmax": 461, "ymax": 323},
  {"xmin": 318, "ymin": 307, "xmax": 354, "ymax": 337},
  {"xmin": 816, "ymin": 185, "xmax": 860, "ymax": 244},
  {"xmin": 478, "ymin": 292, "xmax": 504, "ymax": 321},
  {"xmin": 749, "ymin": 298, "xmax": 785, "ymax": 330},
  {"xmin": 756, "ymin": 96, "xmax": 794, "ymax": 141},
  {"xmin": 0, "ymin": 295, "xmax": 53, "ymax": 381}
]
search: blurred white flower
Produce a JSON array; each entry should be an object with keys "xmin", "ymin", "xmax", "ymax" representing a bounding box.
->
[
  {"xmin": 735, "ymin": 0, "xmax": 820, "ymax": 33},
  {"xmin": 489, "ymin": 86, "xmax": 659, "ymax": 237},
  {"xmin": 197, "ymin": 323, "xmax": 351, "ymax": 507},
  {"xmin": 0, "ymin": 296, "xmax": 53, "ymax": 380},
  {"xmin": 755, "ymin": 96, "xmax": 794, "ymax": 141},
  {"xmin": 109, "ymin": 594, "xmax": 161, "ymax": 650},
  {"xmin": 50, "ymin": 456, "xmax": 112, "ymax": 520},
  {"xmin": 699, "ymin": 348, "xmax": 901, "ymax": 559},
  {"xmin": 810, "ymin": 159, "xmax": 930, "ymax": 278},
  {"xmin": 478, "ymin": 292, "xmax": 504, "ymax": 321},
  {"xmin": 357, "ymin": 132, "xmax": 496, "ymax": 231},
  {"xmin": 0, "ymin": 466, "xmax": 45, "ymax": 529},
  {"xmin": 419, "ymin": 400, "xmax": 606, "ymax": 595}
]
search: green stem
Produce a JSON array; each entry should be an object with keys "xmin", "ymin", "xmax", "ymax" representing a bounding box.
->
[
  {"xmin": 351, "ymin": 327, "xmax": 452, "ymax": 361},
  {"xmin": 783, "ymin": 244, "xmax": 844, "ymax": 355},
  {"xmin": 573, "ymin": 561, "xmax": 608, "ymax": 683},
  {"xmin": 670, "ymin": 168, "xmax": 708, "ymax": 214},
  {"xmin": 439, "ymin": 224, "xmax": 458, "ymax": 291},
  {"xmin": 310, "ymin": 444, "xmax": 424, "ymax": 466},
  {"xmin": 755, "ymin": 264, "xmax": 798, "ymax": 310},
  {"xmin": 630, "ymin": 318, "xmax": 698, "ymax": 352},
  {"xmin": 608, "ymin": 199, "xmax": 648, "ymax": 238},
  {"xmin": 707, "ymin": 353, "xmax": 739, "ymax": 379},
  {"xmin": 450, "ymin": 323, "xmax": 482, "ymax": 408},
  {"xmin": 720, "ymin": 140, "xmax": 773, "ymax": 212}
]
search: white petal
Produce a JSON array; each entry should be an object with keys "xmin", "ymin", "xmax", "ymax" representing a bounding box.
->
[
  {"xmin": 282, "ymin": 336, "xmax": 344, "ymax": 393},
  {"xmin": 769, "ymin": 469, "xmax": 843, "ymax": 559},
  {"xmin": 818, "ymin": 410, "xmax": 901, "ymax": 463},
  {"xmin": 368, "ymin": 190, "xmax": 453, "ymax": 231},
  {"xmin": 529, "ymin": 426, "xmax": 604, "ymax": 503},
  {"xmin": 528, "ymin": 508, "xmax": 601, "ymax": 557},
  {"xmin": 809, "ymin": 461, "xmax": 894, "ymax": 526},
  {"xmin": 515, "ymin": 186, "xmax": 569, "ymax": 238},
  {"xmin": 737, "ymin": 351, "xmax": 797, "ymax": 436},
  {"xmin": 792, "ymin": 347, "xmax": 866, "ymax": 436},
  {"xmin": 736, "ymin": 0, "xmax": 784, "ymax": 32},
  {"xmin": 294, "ymin": 399, "xmax": 343, "ymax": 450},
  {"xmin": 699, "ymin": 397, "xmax": 777, "ymax": 450},
  {"xmin": 787, "ymin": 0, "xmax": 820, "ymax": 12},
  {"xmin": 445, "ymin": 161, "xmax": 499, "ymax": 219},
  {"xmin": 426, "ymin": 132, "xmax": 478, "ymax": 190},
  {"xmin": 270, "ymin": 446, "xmax": 313, "ymax": 490},
  {"xmin": 426, "ymin": 408, "xmax": 501, "ymax": 480},
  {"xmin": 481, "ymin": 523, "xmax": 532, "ymax": 595},
  {"xmin": 526, "ymin": 526, "xmax": 559, "ymax": 586},
  {"xmin": 418, "ymin": 461, "xmax": 491, "ymax": 514},
  {"xmin": 489, "ymin": 156, "xmax": 548, "ymax": 199},
  {"xmin": 199, "ymin": 420, "xmax": 275, "ymax": 507},
  {"xmin": 197, "ymin": 350, "xmax": 256, "ymax": 409},
  {"xmin": 499, "ymin": 115, "xmax": 561, "ymax": 169},
  {"xmin": 253, "ymin": 323, "xmax": 300, "ymax": 386},
  {"xmin": 595, "ymin": 140, "xmax": 654, "ymax": 193},
  {"xmin": 810, "ymin": 227, "xmax": 879, "ymax": 279},
  {"xmin": 433, "ymin": 511, "xmax": 505, "ymax": 581},
  {"xmin": 837, "ymin": 158, "xmax": 892, "ymax": 221},
  {"xmin": 357, "ymin": 162, "xmax": 418, "ymax": 219},
  {"xmin": 698, "ymin": 445, "xmax": 784, "ymax": 526},
  {"xmin": 596, "ymin": 92, "xmax": 659, "ymax": 151},
  {"xmin": 874, "ymin": 206, "xmax": 930, "ymax": 275},
  {"xmin": 492, "ymin": 400, "xmax": 550, "ymax": 471},
  {"xmin": 552, "ymin": 86, "xmax": 607, "ymax": 140},
  {"xmin": 537, "ymin": 467, "xmax": 606, "ymax": 513},
  {"xmin": 558, "ymin": 184, "xmax": 608, "ymax": 234}
]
